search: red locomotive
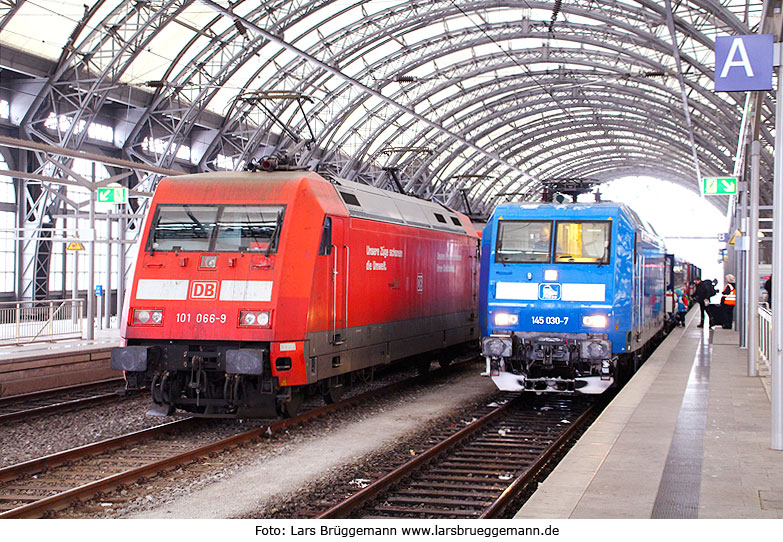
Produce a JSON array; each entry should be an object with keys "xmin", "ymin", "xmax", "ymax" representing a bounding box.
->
[{"xmin": 111, "ymin": 169, "xmax": 479, "ymax": 417}]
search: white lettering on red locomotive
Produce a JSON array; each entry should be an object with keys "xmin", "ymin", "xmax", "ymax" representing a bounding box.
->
[
  {"xmin": 176, "ymin": 312, "xmax": 227, "ymax": 324},
  {"xmin": 365, "ymin": 245, "xmax": 402, "ymax": 272},
  {"xmin": 365, "ymin": 245, "xmax": 403, "ymax": 258}
]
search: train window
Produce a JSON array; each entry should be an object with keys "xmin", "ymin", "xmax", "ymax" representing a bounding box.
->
[
  {"xmin": 318, "ymin": 217, "xmax": 332, "ymax": 256},
  {"xmin": 451, "ymin": 216, "xmax": 461, "ymax": 226},
  {"xmin": 554, "ymin": 221, "xmax": 611, "ymax": 264},
  {"xmin": 495, "ymin": 220, "xmax": 552, "ymax": 263},
  {"xmin": 148, "ymin": 204, "xmax": 285, "ymax": 253},
  {"xmin": 148, "ymin": 205, "xmax": 218, "ymax": 252},
  {"xmin": 434, "ymin": 213, "xmax": 447, "ymax": 223},
  {"xmin": 340, "ymin": 192, "xmax": 361, "ymax": 207},
  {"xmin": 214, "ymin": 205, "xmax": 284, "ymax": 252}
]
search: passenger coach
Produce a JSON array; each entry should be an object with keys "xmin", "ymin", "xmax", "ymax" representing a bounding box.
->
[{"xmin": 479, "ymin": 202, "xmax": 666, "ymax": 394}]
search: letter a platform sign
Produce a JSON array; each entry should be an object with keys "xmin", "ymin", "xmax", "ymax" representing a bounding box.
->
[{"xmin": 714, "ymin": 34, "xmax": 773, "ymax": 92}]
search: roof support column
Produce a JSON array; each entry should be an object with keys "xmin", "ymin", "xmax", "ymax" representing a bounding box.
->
[
  {"xmin": 748, "ymin": 140, "xmax": 760, "ymax": 377},
  {"xmin": 770, "ymin": 58, "xmax": 783, "ymax": 450}
]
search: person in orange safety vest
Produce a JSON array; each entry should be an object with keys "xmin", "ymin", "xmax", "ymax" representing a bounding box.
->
[{"xmin": 720, "ymin": 274, "xmax": 736, "ymax": 329}]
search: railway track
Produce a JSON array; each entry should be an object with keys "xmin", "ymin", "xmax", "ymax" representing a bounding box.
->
[
  {"xmin": 0, "ymin": 356, "xmax": 479, "ymax": 518},
  {"xmin": 315, "ymin": 394, "xmax": 605, "ymax": 519},
  {"xmin": 0, "ymin": 379, "xmax": 127, "ymax": 423}
]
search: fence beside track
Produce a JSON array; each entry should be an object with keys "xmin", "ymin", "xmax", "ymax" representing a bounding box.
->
[
  {"xmin": 0, "ymin": 300, "xmax": 85, "ymax": 345},
  {"xmin": 758, "ymin": 305, "xmax": 772, "ymax": 372}
]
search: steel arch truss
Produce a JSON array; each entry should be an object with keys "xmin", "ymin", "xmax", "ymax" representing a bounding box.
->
[{"xmin": 0, "ymin": 0, "xmax": 772, "ymax": 300}]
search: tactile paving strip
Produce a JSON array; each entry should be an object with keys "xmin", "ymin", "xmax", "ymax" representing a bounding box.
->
[{"xmin": 651, "ymin": 339, "xmax": 711, "ymax": 518}]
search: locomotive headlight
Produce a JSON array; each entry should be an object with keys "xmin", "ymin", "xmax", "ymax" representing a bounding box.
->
[
  {"xmin": 200, "ymin": 255, "xmax": 218, "ymax": 269},
  {"xmin": 239, "ymin": 310, "xmax": 271, "ymax": 327},
  {"xmin": 544, "ymin": 269, "xmax": 558, "ymax": 281},
  {"xmin": 132, "ymin": 309, "xmax": 163, "ymax": 325},
  {"xmin": 582, "ymin": 315, "xmax": 608, "ymax": 328},
  {"xmin": 256, "ymin": 311, "xmax": 270, "ymax": 326},
  {"xmin": 494, "ymin": 313, "xmax": 519, "ymax": 326},
  {"xmin": 242, "ymin": 312, "xmax": 256, "ymax": 325}
]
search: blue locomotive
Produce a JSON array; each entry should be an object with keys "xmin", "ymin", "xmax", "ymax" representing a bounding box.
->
[{"xmin": 478, "ymin": 202, "xmax": 666, "ymax": 394}]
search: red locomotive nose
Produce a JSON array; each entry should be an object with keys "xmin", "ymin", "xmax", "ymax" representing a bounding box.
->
[{"xmin": 116, "ymin": 170, "xmax": 479, "ymax": 418}]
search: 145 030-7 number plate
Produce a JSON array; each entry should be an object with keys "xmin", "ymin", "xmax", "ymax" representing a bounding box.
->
[{"xmin": 531, "ymin": 316, "xmax": 569, "ymax": 325}]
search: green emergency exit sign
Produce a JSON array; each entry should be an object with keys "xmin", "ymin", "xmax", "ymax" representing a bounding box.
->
[
  {"xmin": 97, "ymin": 187, "xmax": 128, "ymax": 203},
  {"xmin": 701, "ymin": 177, "xmax": 738, "ymax": 196}
]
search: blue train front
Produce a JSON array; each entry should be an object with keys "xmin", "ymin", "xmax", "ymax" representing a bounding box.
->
[{"xmin": 479, "ymin": 202, "xmax": 666, "ymax": 394}]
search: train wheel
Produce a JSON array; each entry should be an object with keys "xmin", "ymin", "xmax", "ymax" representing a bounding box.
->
[
  {"xmin": 415, "ymin": 354, "xmax": 431, "ymax": 375},
  {"xmin": 437, "ymin": 350, "xmax": 453, "ymax": 369},
  {"xmin": 280, "ymin": 390, "xmax": 304, "ymax": 418},
  {"xmin": 321, "ymin": 378, "xmax": 343, "ymax": 404}
]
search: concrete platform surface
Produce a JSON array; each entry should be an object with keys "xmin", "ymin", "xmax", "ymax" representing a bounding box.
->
[{"xmin": 516, "ymin": 313, "xmax": 783, "ymax": 519}]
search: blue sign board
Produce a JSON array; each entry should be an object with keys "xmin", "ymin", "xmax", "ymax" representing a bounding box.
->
[
  {"xmin": 95, "ymin": 285, "xmax": 104, "ymax": 296},
  {"xmin": 714, "ymin": 34, "xmax": 773, "ymax": 92},
  {"xmin": 539, "ymin": 283, "xmax": 561, "ymax": 301}
]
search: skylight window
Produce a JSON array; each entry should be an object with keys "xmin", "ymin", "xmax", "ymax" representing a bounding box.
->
[
  {"xmin": 87, "ymin": 122, "xmax": 114, "ymax": 143},
  {"xmin": 44, "ymin": 112, "xmax": 85, "ymax": 134},
  {"xmin": 142, "ymin": 136, "xmax": 191, "ymax": 162}
]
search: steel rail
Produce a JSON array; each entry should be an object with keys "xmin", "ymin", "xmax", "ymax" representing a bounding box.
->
[
  {"xmin": 479, "ymin": 398, "xmax": 604, "ymax": 518},
  {"xmin": 0, "ymin": 355, "xmax": 478, "ymax": 518},
  {"xmin": 0, "ymin": 377, "xmax": 122, "ymax": 407},
  {"xmin": 314, "ymin": 394, "xmax": 602, "ymax": 519},
  {"xmin": 0, "ymin": 380, "xmax": 129, "ymax": 423},
  {"xmin": 315, "ymin": 399, "xmax": 515, "ymax": 518}
]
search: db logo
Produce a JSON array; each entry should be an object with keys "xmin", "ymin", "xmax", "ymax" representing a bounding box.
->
[{"xmin": 190, "ymin": 281, "xmax": 218, "ymax": 299}]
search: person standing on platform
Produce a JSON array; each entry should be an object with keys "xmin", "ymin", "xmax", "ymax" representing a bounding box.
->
[
  {"xmin": 765, "ymin": 276, "xmax": 772, "ymax": 309},
  {"xmin": 693, "ymin": 277, "xmax": 716, "ymax": 328},
  {"xmin": 720, "ymin": 274, "xmax": 737, "ymax": 329},
  {"xmin": 675, "ymin": 288, "xmax": 688, "ymax": 327}
]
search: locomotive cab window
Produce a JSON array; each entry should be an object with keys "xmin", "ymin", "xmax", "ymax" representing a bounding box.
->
[
  {"xmin": 554, "ymin": 221, "xmax": 611, "ymax": 264},
  {"xmin": 148, "ymin": 204, "xmax": 285, "ymax": 253},
  {"xmin": 495, "ymin": 220, "xmax": 552, "ymax": 263},
  {"xmin": 318, "ymin": 217, "xmax": 332, "ymax": 256}
]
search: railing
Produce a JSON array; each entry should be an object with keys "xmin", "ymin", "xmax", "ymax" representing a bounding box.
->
[
  {"xmin": 0, "ymin": 300, "xmax": 84, "ymax": 345},
  {"xmin": 758, "ymin": 304, "xmax": 772, "ymax": 371}
]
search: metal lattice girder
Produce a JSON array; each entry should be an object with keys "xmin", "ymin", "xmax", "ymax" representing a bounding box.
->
[
  {"xmin": 0, "ymin": 0, "xmax": 776, "ymax": 302},
  {"xmin": 6, "ymin": 0, "xmax": 768, "ymax": 202}
]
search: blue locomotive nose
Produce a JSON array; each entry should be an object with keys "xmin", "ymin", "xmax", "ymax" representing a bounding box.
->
[{"xmin": 478, "ymin": 202, "xmax": 667, "ymax": 395}]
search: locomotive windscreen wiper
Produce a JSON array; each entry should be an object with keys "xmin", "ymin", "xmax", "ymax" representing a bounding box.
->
[
  {"xmin": 596, "ymin": 240, "xmax": 610, "ymax": 268},
  {"xmin": 265, "ymin": 210, "xmax": 284, "ymax": 256},
  {"xmin": 185, "ymin": 207, "xmax": 209, "ymax": 237}
]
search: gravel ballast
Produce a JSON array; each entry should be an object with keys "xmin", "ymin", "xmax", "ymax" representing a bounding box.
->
[{"xmin": 126, "ymin": 370, "xmax": 498, "ymax": 519}]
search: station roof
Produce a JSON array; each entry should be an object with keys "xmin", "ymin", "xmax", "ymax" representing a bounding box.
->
[{"xmin": 0, "ymin": 1, "xmax": 775, "ymax": 217}]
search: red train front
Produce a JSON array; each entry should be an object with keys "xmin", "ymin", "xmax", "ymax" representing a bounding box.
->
[{"xmin": 111, "ymin": 169, "xmax": 479, "ymax": 417}]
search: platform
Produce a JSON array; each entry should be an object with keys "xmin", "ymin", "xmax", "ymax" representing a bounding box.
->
[
  {"xmin": 0, "ymin": 328, "xmax": 120, "ymax": 397},
  {"xmin": 516, "ymin": 311, "xmax": 783, "ymax": 519}
]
